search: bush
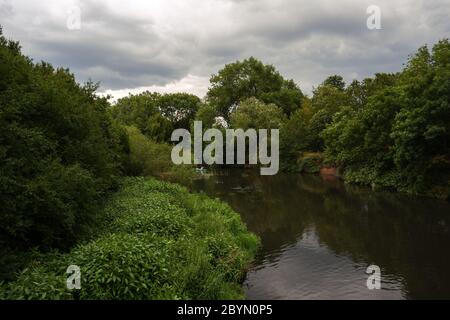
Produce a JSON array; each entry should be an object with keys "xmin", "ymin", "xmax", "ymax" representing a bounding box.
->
[
  {"xmin": 0, "ymin": 28, "xmax": 128, "ymax": 249},
  {"xmin": 298, "ymin": 152, "xmax": 323, "ymax": 173},
  {"xmin": 124, "ymin": 126, "xmax": 195, "ymax": 185},
  {"xmin": 1, "ymin": 178, "xmax": 260, "ymax": 300}
]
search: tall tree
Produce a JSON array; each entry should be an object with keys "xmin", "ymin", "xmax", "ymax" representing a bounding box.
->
[
  {"xmin": 207, "ymin": 57, "xmax": 303, "ymax": 119},
  {"xmin": 0, "ymin": 27, "xmax": 128, "ymax": 248}
]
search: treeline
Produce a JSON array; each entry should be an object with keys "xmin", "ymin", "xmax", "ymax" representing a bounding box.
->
[
  {"xmin": 112, "ymin": 44, "xmax": 449, "ymax": 199},
  {"xmin": 287, "ymin": 41, "xmax": 449, "ymax": 199}
]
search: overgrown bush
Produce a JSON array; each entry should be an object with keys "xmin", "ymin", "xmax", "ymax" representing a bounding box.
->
[
  {"xmin": 0, "ymin": 178, "xmax": 259, "ymax": 299},
  {"xmin": 297, "ymin": 152, "xmax": 323, "ymax": 173},
  {"xmin": 0, "ymin": 28, "xmax": 128, "ymax": 249},
  {"xmin": 322, "ymin": 40, "xmax": 450, "ymax": 199},
  {"xmin": 124, "ymin": 126, "xmax": 195, "ymax": 185}
]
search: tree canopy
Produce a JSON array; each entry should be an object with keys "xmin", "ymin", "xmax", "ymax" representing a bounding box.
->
[
  {"xmin": 0, "ymin": 28, "xmax": 128, "ymax": 248},
  {"xmin": 206, "ymin": 57, "xmax": 303, "ymax": 119}
]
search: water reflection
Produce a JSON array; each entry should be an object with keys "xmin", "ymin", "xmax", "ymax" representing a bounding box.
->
[{"xmin": 193, "ymin": 169, "xmax": 450, "ymax": 299}]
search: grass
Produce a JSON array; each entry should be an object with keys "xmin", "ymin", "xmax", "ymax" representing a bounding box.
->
[{"xmin": 0, "ymin": 177, "xmax": 259, "ymax": 300}]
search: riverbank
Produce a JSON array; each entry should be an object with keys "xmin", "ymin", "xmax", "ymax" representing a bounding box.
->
[
  {"xmin": 0, "ymin": 177, "xmax": 259, "ymax": 299},
  {"xmin": 295, "ymin": 152, "xmax": 449, "ymax": 200}
]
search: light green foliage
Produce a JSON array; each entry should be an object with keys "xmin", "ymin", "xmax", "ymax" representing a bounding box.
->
[
  {"xmin": 124, "ymin": 126, "xmax": 195, "ymax": 185},
  {"xmin": 110, "ymin": 92, "xmax": 200, "ymax": 142},
  {"xmin": 230, "ymin": 97, "xmax": 286, "ymax": 130},
  {"xmin": 1, "ymin": 178, "xmax": 260, "ymax": 300}
]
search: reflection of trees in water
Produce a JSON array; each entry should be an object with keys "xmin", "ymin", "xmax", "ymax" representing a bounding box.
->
[
  {"xmin": 194, "ymin": 170, "xmax": 450, "ymax": 298},
  {"xmin": 307, "ymin": 181, "xmax": 450, "ymax": 299}
]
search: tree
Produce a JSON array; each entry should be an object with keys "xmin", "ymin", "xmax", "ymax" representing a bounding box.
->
[
  {"xmin": 391, "ymin": 40, "xmax": 450, "ymax": 196},
  {"xmin": 279, "ymin": 98, "xmax": 314, "ymax": 169},
  {"xmin": 0, "ymin": 28, "xmax": 128, "ymax": 248},
  {"xmin": 195, "ymin": 103, "xmax": 221, "ymax": 128},
  {"xmin": 158, "ymin": 93, "xmax": 201, "ymax": 130},
  {"xmin": 323, "ymin": 75, "xmax": 346, "ymax": 91},
  {"xmin": 230, "ymin": 97, "xmax": 286, "ymax": 130},
  {"xmin": 110, "ymin": 91, "xmax": 161, "ymax": 133},
  {"xmin": 207, "ymin": 57, "xmax": 303, "ymax": 119},
  {"xmin": 305, "ymin": 77, "xmax": 351, "ymax": 150},
  {"xmin": 321, "ymin": 39, "xmax": 450, "ymax": 198},
  {"xmin": 110, "ymin": 92, "xmax": 201, "ymax": 141}
]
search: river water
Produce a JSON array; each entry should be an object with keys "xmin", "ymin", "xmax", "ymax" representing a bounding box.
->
[{"xmin": 193, "ymin": 169, "xmax": 450, "ymax": 299}]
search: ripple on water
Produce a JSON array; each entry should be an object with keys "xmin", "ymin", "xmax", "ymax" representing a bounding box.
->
[{"xmin": 244, "ymin": 226, "xmax": 406, "ymax": 300}]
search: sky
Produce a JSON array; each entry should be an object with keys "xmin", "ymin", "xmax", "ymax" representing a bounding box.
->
[{"xmin": 1, "ymin": 0, "xmax": 449, "ymax": 100}]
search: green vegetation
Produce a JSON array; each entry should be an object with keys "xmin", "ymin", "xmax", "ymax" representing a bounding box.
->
[
  {"xmin": 0, "ymin": 27, "xmax": 258, "ymax": 299},
  {"xmin": 230, "ymin": 97, "xmax": 286, "ymax": 130},
  {"xmin": 297, "ymin": 153, "xmax": 324, "ymax": 174},
  {"xmin": 124, "ymin": 126, "xmax": 195, "ymax": 185},
  {"xmin": 322, "ymin": 41, "xmax": 450, "ymax": 198},
  {"xmin": 206, "ymin": 57, "xmax": 304, "ymax": 119},
  {"xmin": 197, "ymin": 41, "xmax": 450, "ymax": 199},
  {"xmin": 0, "ymin": 23, "xmax": 448, "ymax": 300},
  {"xmin": 0, "ymin": 178, "xmax": 259, "ymax": 299},
  {"xmin": 99, "ymin": 41, "xmax": 450, "ymax": 200},
  {"xmin": 109, "ymin": 91, "xmax": 201, "ymax": 142},
  {"xmin": 0, "ymin": 27, "xmax": 128, "ymax": 250}
]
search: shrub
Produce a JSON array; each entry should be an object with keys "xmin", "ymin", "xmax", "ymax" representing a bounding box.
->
[
  {"xmin": 298, "ymin": 153, "xmax": 323, "ymax": 173},
  {"xmin": 124, "ymin": 126, "xmax": 196, "ymax": 185},
  {"xmin": 1, "ymin": 178, "xmax": 260, "ymax": 300},
  {"xmin": 0, "ymin": 28, "xmax": 128, "ymax": 249}
]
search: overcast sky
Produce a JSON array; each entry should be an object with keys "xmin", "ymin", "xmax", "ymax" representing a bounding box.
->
[{"xmin": 1, "ymin": 0, "xmax": 449, "ymax": 99}]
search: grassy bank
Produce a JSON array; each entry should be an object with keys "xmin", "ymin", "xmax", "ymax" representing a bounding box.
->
[{"xmin": 0, "ymin": 177, "xmax": 259, "ymax": 300}]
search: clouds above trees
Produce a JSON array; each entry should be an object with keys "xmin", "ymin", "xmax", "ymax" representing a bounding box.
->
[{"xmin": 1, "ymin": 0, "xmax": 449, "ymax": 99}]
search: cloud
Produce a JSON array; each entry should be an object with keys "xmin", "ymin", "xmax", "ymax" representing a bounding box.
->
[
  {"xmin": 1, "ymin": 0, "xmax": 449, "ymax": 97},
  {"xmin": 99, "ymin": 74, "xmax": 210, "ymax": 102}
]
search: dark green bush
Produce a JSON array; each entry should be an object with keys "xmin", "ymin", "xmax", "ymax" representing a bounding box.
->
[
  {"xmin": 0, "ymin": 28, "xmax": 128, "ymax": 249},
  {"xmin": 298, "ymin": 153, "xmax": 323, "ymax": 173}
]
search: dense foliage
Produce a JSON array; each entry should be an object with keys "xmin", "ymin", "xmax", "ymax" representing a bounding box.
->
[
  {"xmin": 109, "ymin": 91, "xmax": 201, "ymax": 142},
  {"xmin": 0, "ymin": 178, "xmax": 259, "ymax": 299},
  {"xmin": 0, "ymin": 28, "xmax": 128, "ymax": 249},
  {"xmin": 206, "ymin": 57, "xmax": 304, "ymax": 119},
  {"xmin": 198, "ymin": 47, "xmax": 449, "ymax": 199},
  {"xmin": 1, "ymin": 24, "xmax": 448, "ymax": 300},
  {"xmin": 230, "ymin": 97, "xmax": 286, "ymax": 130},
  {"xmin": 322, "ymin": 40, "xmax": 450, "ymax": 198},
  {"xmin": 124, "ymin": 126, "xmax": 195, "ymax": 185}
]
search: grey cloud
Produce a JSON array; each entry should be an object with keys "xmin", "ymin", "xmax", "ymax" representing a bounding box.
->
[{"xmin": 1, "ymin": 0, "xmax": 450, "ymax": 95}]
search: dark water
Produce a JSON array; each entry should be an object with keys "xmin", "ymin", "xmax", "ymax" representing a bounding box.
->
[{"xmin": 193, "ymin": 169, "xmax": 450, "ymax": 299}]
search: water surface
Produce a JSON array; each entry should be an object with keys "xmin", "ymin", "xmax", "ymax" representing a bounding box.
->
[{"xmin": 193, "ymin": 170, "xmax": 450, "ymax": 299}]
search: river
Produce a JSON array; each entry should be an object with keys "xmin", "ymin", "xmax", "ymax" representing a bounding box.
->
[{"xmin": 193, "ymin": 169, "xmax": 450, "ymax": 299}]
